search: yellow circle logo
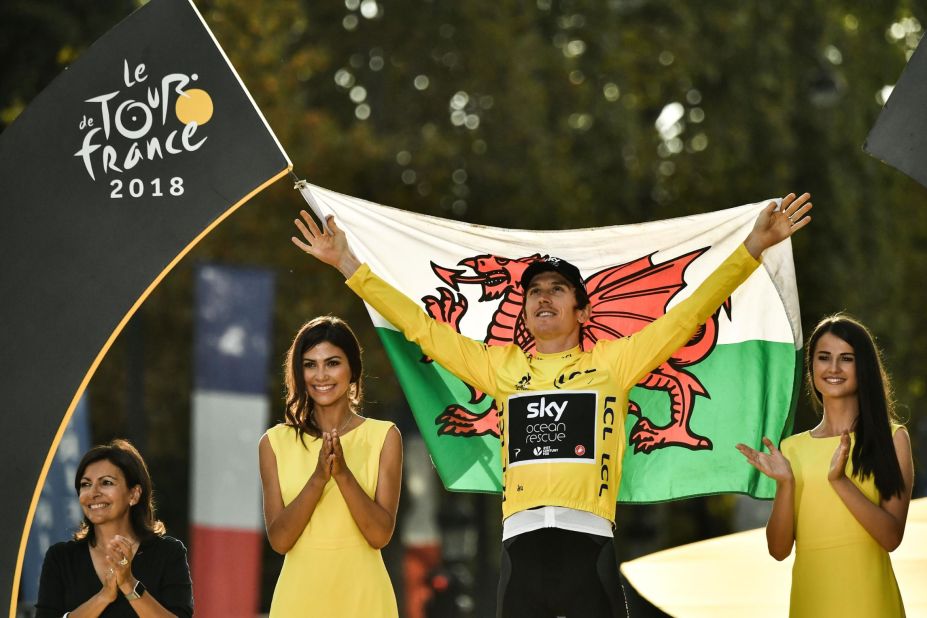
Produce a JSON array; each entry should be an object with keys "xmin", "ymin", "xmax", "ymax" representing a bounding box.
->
[{"xmin": 175, "ymin": 88, "xmax": 213, "ymax": 125}]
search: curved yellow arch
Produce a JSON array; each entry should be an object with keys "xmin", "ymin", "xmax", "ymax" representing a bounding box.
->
[{"xmin": 9, "ymin": 165, "xmax": 291, "ymax": 618}]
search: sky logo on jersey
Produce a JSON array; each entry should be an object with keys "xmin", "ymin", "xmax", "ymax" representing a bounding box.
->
[
  {"xmin": 508, "ymin": 391, "xmax": 596, "ymax": 466},
  {"xmin": 525, "ymin": 397, "xmax": 567, "ymax": 421}
]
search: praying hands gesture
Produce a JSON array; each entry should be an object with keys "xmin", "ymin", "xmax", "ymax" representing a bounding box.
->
[
  {"xmin": 94, "ymin": 534, "xmax": 137, "ymax": 604},
  {"xmin": 327, "ymin": 430, "xmax": 350, "ymax": 481},
  {"xmin": 98, "ymin": 556, "xmax": 120, "ymax": 603},
  {"xmin": 314, "ymin": 434, "xmax": 334, "ymax": 483},
  {"xmin": 314, "ymin": 430, "xmax": 351, "ymax": 483},
  {"xmin": 107, "ymin": 534, "xmax": 137, "ymax": 594}
]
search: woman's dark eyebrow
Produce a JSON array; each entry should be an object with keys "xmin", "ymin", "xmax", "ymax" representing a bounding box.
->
[
  {"xmin": 303, "ymin": 355, "xmax": 343, "ymax": 362},
  {"xmin": 80, "ymin": 474, "xmax": 117, "ymax": 482}
]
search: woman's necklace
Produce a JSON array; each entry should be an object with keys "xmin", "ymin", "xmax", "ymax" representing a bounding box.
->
[
  {"xmin": 324, "ymin": 411, "xmax": 355, "ymax": 434},
  {"xmin": 312, "ymin": 409, "xmax": 357, "ymax": 434}
]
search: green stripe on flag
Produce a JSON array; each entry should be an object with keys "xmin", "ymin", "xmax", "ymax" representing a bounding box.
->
[
  {"xmin": 378, "ymin": 327, "xmax": 799, "ymax": 502},
  {"xmin": 376, "ymin": 327, "xmax": 502, "ymax": 493},
  {"xmin": 619, "ymin": 341, "xmax": 801, "ymax": 502}
]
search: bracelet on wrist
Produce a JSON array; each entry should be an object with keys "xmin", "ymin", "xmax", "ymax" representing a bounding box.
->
[{"xmin": 123, "ymin": 579, "xmax": 146, "ymax": 601}]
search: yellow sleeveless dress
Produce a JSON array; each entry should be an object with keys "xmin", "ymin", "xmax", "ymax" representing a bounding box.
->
[
  {"xmin": 781, "ymin": 427, "xmax": 905, "ymax": 618},
  {"xmin": 266, "ymin": 419, "xmax": 399, "ymax": 617}
]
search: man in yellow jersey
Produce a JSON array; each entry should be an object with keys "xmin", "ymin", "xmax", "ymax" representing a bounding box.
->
[{"xmin": 292, "ymin": 193, "xmax": 812, "ymax": 618}]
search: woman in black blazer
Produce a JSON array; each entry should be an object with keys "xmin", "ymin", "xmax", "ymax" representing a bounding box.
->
[{"xmin": 35, "ymin": 439, "xmax": 193, "ymax": 617}]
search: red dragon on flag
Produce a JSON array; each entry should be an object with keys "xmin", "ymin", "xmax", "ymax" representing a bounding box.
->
[{"xmin": 421, "ymin": 247, "xmax": 730, "ymax": 453}]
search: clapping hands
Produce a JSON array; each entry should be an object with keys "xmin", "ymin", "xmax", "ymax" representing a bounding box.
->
[{"xmin": 736, "ymin": 436, "xmax": 794, "ymax": 483}]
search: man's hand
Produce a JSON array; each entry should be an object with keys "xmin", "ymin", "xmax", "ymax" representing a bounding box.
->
[
  {"xmin": 292, "ymin": 212, "xmax": 361, "ymax": 278},
  {"xmin": 744, "ymin": 192, "xmax": 812, "ymax": 259}
]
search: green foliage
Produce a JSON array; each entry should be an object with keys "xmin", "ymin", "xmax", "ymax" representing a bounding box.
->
[
  {"xmin": 0, "ymin": 0, "xmax": 138, "ymax": 126},
  {"xmin": 5, "ymin": 0, "xmax": 927, "ymax": 610}
]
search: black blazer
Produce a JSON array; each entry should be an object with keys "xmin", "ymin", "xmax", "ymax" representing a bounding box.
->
[{"xmin": 34, "ymin": 535, "xmax": 193, "ymax": 617}]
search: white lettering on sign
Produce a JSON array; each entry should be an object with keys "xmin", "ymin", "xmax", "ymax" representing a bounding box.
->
[
  {"xmin": 525, "ymin": 397, "xmax": 568, "ymax": 421},
  {"xmin": 74, "ymin": 59, "xmax": 213, "ymax": 193}
]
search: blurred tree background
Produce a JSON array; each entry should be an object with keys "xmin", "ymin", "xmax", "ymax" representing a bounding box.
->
[{"xmin": 4, "ymin": 0, "xmax": 927, "ymax": 615}]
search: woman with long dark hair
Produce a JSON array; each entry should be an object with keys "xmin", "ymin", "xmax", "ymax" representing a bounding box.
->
[
  {"xmin": 737, "ymin": 314, "xmax": 914, "ymax": 617},
  {"xmin": 259, "ymin": 316, "xmax": 402, "ymax": 617},
  {"xmin": 35, "ymin": 439, "xmax": 193, "ymax": 617}
]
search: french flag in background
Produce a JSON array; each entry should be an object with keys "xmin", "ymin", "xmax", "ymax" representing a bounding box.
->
[{"xmin": 190, "ymin": 264, "xmax": 274, "ymax": 617}]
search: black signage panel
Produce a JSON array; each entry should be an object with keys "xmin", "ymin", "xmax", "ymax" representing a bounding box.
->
[
  {"xmin": 0, "ymin": 0, "xmax": 290, "ymax": 607},
  {"xmin": 507, "ymin": 391, "xmax": 597, "ymax": 466}
]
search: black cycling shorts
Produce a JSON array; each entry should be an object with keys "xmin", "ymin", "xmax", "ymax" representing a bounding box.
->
[{"xmin": 496, "ymin": 527, "xmax": 629, "ymax": 618}]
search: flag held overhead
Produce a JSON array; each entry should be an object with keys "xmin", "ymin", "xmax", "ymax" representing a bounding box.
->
[
  {"xmin": 0, "ymin": 0, "xmax": 290, "ymax": 612},
  {"xmin": 297, "ymin": 183, "xmax": 803, "ymax": 504}
]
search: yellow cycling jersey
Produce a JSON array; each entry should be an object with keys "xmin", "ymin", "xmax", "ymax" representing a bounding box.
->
[{"xmin": 346, "ymin": 244, "xmax": 759, "ymax": 523}]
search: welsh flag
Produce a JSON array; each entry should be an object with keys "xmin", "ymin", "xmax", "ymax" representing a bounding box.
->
[{"xmin": 298, "ymin": 183, "xmax": 801, "ymax": 502}]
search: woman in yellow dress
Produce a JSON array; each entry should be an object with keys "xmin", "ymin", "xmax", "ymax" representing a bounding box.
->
[
  {"xmin": 737, "ymin": 314, "xmax": 914, "ymax": 617},
  {"xmin": 259, "ymin": 316, "xmax": 402, "ymax": 617}
]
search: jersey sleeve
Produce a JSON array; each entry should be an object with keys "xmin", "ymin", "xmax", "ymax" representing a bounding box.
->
[
  {"xmin": 609, "ymin": 243, "xmax": 760, "ymax": 388},
  {"xmin": 346, "ymin": 264, "xmax": 500, "ymax": 397}
]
